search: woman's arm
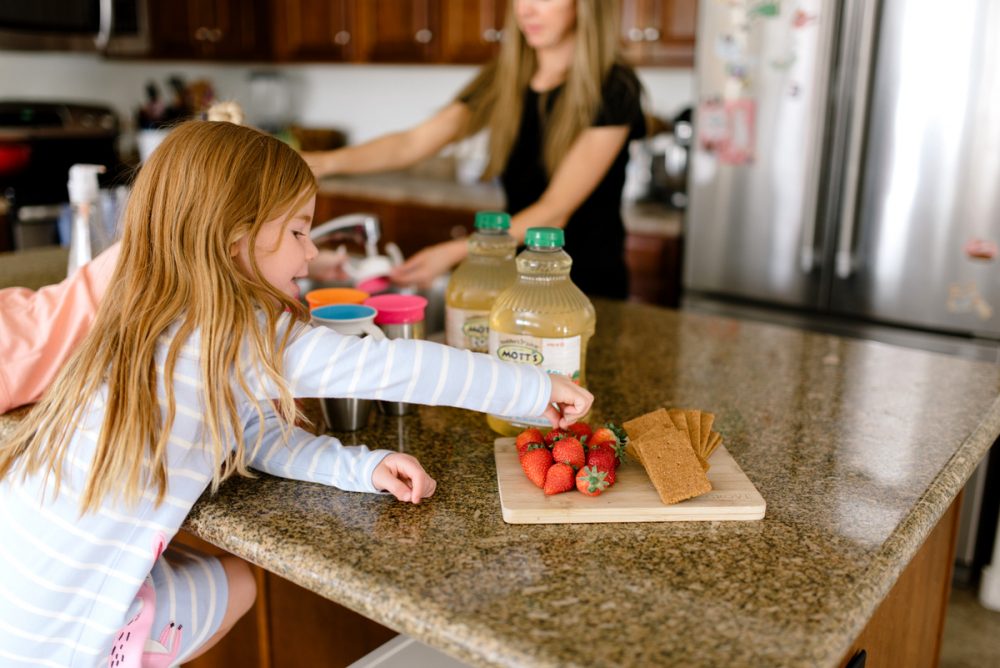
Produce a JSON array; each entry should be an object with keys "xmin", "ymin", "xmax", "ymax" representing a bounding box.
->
[
  {"xmin": 389, "ymin": 125, "xmax": 631, "ymax": 287},
  {"xmin": 505, "ymin": 124, "xmax": 631, "ymax": 241},
  {"xmin": 303, "ymin": 102, "xmax": 470, "ymax": 177}
]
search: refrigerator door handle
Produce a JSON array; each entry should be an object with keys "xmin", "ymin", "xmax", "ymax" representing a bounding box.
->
[{"xmin": 834, "ymin": 0, "xmax": 880, "ymax": 279}]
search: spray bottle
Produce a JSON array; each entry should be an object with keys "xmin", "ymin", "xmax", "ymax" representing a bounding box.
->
[{"xmin": 66, "ymin": 164, "xmax": 107, "ymax": 276}]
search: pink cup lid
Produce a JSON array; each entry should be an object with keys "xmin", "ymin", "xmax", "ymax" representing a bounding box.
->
[
  {"xmin": 356, "ymin": 276, "xmax": 391, "ymax": 294},
  {"xmin": 364, "ymin": 294, "xmax": 428, "ymax": 324}
]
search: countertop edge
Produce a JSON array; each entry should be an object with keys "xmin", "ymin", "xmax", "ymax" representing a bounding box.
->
[{"xmin": 815, "ymin": 391, "xmax": 1000, "ymax": 665}]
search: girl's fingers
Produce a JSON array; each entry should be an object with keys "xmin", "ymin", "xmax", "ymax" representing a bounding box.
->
[{"xmin": 380, "ymin": 475, "xmax": 414, "ymax": 502}]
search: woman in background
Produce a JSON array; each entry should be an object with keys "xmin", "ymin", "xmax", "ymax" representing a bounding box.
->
[{"xmin": 305, "ymin": 0, "xmax": 646, "ymax": 299}]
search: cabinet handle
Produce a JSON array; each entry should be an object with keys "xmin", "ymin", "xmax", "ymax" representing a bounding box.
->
[
  {"xmin": 334, "ymin": 30, "xmax": 351, "ymax": 45},
  {"xmin": 483, "ymin": 28, "xmax": 501, "ymax": 42},
  {"xmin": 627, "ymin": 27, "xmax": 643, "ymax": 42},
  {"xmin": 208, "ymin": 28, "xmax": 223, "ymax": 43},
  {"xmin": 194, "ymin": 26, "xmax": 210, "ymax": 42},
  {"xmin": 644, "ymin": 27, "xmax": 660, "ymax": 42},
  {"xmin": 415, "ymin": 29, "xmax": 433, "ymax": 44}
]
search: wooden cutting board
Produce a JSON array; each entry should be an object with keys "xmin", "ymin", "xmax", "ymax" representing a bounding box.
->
[{"xmin": 494, "ymin": 438, "xmax": 766, "ymax": 524}]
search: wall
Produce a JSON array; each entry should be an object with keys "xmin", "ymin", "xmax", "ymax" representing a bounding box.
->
[{"xmin": 0, "ymin": 50, "xmax": 694, "ymax": 146}]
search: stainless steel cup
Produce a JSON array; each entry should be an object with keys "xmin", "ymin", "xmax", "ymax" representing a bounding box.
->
[
  {"xmin": 310, "ymin": 304, "xmax": 385, "ymax": 432},
  {"xmin": 377, "ymin": 320, "xmax": 425, "ymax": 416},
  {"xmin": 364, "ymin": 294, "xmax": 428, "ymax": 417},
  {"xmin": 321, "ymin": 397, "xmax": 373, "ymax": 432}
]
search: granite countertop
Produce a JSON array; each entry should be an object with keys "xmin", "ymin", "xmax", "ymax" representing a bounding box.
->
[
  {"xmin": 317, "ymin": 172, "xmax": 683, "ymax": 238},
  {"xmin": 3, "ymin": 301, "xmax": 997, "ymax": 666}
]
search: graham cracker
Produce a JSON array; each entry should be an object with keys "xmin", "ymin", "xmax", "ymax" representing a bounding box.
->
[
  {"xmin": 705, "ymin": 431, "xmax": 722, "ymax": 459},
  {"xmin": 623, "ymin": 408, "xmax": 673, "ymax": 464},
  {"xmin": 667, "ymin": 408, "xmax": 689, "ymax": 434},
  {"xmin": 623, "ymin": 408, "xmax": 672, "ymax": 440},
  {"xmin": 699, "ymin": 412, "xmax": 715, "ymax": 456},
  {"xmin": 632, "ymin": 426, "xmax": 712, "ymax": 505},
  {"xmin": 683, "ymin": 410, "xmax": 702, "ymax": 459}
]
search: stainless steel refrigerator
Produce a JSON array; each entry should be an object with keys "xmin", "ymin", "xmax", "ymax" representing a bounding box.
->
[
  {"xmin": 685, "ymin": 0, "xmax": 1000, "ymax": 347},
  {"xmin": 685, "ymin": 0, "xmax": 1000, "ymax": 586}
]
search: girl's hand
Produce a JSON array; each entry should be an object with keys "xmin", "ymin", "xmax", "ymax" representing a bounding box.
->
[
  {"xmin": 543, "ymin": 374, "xmax": 594, "ymax": 430},
  {"xmin": 388, "ymin": 240, "xmax": 466, "ymax": 290},
  {"xmin": 372, "ymin": 453, "xmax": 437, "ymax": 504}
]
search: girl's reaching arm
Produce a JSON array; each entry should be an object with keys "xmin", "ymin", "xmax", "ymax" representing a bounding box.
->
[{"xmin": 268, "ymin": 324, "xmax": 554, "ymax": 420}]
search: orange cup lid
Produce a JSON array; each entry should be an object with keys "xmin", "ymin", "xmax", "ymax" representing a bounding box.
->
[{"xmin": 306, "ymin": 287, "xmax": 370, "ymax": 309}]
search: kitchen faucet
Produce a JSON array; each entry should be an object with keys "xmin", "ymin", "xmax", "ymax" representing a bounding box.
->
[{"xmin": 310, "ymin": 213, "xmax": 381, "ymax": 258}]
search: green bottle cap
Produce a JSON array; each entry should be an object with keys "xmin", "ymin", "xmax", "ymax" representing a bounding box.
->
[
  {"xmin": 474, "ymin": 211, "xmax": 511, "ymax": 230},
  {"xmin": 525, "ymin": 227, "xmax": 564, "ymax": 248}
]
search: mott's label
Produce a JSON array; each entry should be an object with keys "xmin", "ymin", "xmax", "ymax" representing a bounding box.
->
[
  {"xmin": 445, "ymin": 306, "xmax": 490, "ymax": 352},
  {"xmin": 488, "ymin": 331, "xmax": 582, "ymax": 427}
]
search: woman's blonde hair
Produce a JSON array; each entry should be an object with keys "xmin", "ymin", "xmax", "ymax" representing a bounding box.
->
[
  {"xmin": 458, "ymin": 0, "xmax": 624, "ymax": 178},
  {"xmin": 0, "ymin": 120, "xmax": 317, "ymax": 513}
]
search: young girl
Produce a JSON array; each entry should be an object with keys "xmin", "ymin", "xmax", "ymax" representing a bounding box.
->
[
  {"xmin": 0, "ymin": 120, "xmax": 592, "ymax": 666},
  {"xmin": 305, "ymin": 0, "xmax": 646, "ymax": 298}
]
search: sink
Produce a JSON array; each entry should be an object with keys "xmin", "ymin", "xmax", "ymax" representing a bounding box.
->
[{"xmin": 298, "ymin": 273, "xmax": 450, "ymax": 337}]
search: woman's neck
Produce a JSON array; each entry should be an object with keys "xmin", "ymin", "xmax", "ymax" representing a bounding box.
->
[{"xmin": 530, "ymin": 33, "xmax": 575, "ymax": 92}]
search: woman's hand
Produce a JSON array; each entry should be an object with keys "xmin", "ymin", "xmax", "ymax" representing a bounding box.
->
[
  {"xmin": 372, "ymin": 453, "xmax": 437, "ymax": 504},
  {"xmin": 307, "ymin": 247, "xmax": 349, "ymax": 282},
  {"xmin": 388, "ymin": 239, "xmax": 467, "ymax": 290},
  {"xmin": 543, "ymin": 374, "xmax": 594, "ymax": 430}
]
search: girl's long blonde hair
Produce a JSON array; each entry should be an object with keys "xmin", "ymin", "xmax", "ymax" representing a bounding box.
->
[
  {"xmin": 0, "ymin": 120, "xmax": 317, "ymax": 513},
  {"xmin": 458, "ymin": 0, "xmax": 624, "ymax": 178}
]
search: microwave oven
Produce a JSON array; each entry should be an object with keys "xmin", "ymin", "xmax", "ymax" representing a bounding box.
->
[{"xmin": 0, "ymin": 0, "xmax": 149, "ymax": 55}]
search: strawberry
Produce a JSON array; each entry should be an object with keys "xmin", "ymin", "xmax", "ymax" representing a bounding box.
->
[
  {"xmin": 551, "ymin": 436, "xmax": 585, "ymax": 470},
  {"xmin": 576, "ymin": 465, "xmax": 611, "ymax": 496},
  {"xmin": 566, "ymin": 422, "xmax": 593, "ymax": 442},
  {"xmin": 589, "ymin": 423, "xmax": 628, "ymax": 462},
  {"xmin": 588, "ymin": 440, "xmax": 619, "ymax": 466},
  {"xmin": 544, "ymin": 428, "xmax": 570, "ymax": 447},
  {"xmin": 543, "ymin": 463, "xmax": 576, "ymax": 495},
  {"xmin": 586, "ymin": 447, "xmax": 618, "ymax": 475},
  {"xmin": 520, "ymin": 444, "xmax": 552, "ymax": 488},
  {"xmin": 515, "ymin": 428, "xmax": 545, "ymax": 456}
]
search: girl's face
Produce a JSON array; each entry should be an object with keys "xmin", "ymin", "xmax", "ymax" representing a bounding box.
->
[
  {"xmin": 234, "ymin": 194, "xmax": 318, "ymax": 300},
  {"xmin": 515, "ymin": 0, "xmax": 577, "ymax": 50}
]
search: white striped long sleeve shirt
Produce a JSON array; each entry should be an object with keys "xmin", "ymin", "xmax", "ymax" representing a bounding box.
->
[{"xmin": 0, "ymin": 315, "xmax": 550, "ymax": 666}]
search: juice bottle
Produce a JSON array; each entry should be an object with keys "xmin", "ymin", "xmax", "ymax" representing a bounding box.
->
[
  {"xmin": 487, "ymin": 227, "xmax": 596, "ymax": 435},
  {"xmin": 445, "ymin": 211, "xmax": 517, "ymax": 352}
]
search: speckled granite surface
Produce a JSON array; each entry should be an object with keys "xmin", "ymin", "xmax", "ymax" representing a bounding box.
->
[
  {"xmin": 317, "ymin": 173, "xmax": 683, "ymax": 238},
  {"xmin": 2, "ymin": 301, "xmax": 998, "ymax": 667}
]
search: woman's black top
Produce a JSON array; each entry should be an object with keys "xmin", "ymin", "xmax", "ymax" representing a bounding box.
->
[{"xmin": 500, "ymin": 64, "xmax": 646, "ymax": 299}]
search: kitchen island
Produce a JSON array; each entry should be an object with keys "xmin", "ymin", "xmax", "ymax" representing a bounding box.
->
[{"xmin": 2, "ymin": 300, "xmax": 997, "ymax": 666}]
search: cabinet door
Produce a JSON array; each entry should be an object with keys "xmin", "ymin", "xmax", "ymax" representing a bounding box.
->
[
  {"xmin": 357, "ymin": 0, "xmax": 440, "ymax": 62},
  {"xmin": 621, "ymin": 0, "xmax": 697, "ymax": 67},
  {"xmin": 272, "ymin": 0, "xmax": 356, "ymax": 61},
  {"xmin": 149, "ymin": 0, "xmax": 267, "ymax": 60},
  {"xmin": 440, "ymin": 0, "xmax": 506, "ymax": 64}
]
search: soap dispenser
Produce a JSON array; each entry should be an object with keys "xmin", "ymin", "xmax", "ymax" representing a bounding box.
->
[{"xmin": 66, "ymin": 164, "xmax": 107, "ymax": 276}]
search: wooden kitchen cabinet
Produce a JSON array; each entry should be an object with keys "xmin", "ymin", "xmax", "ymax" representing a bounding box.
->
[
  {"xmin": 440, "ymin": 0, "xmax": 506, "ymax": 64},
  {"xmin": 148, "ymin": 0, "xmax": 269, "ymax": 60},
  {"xmin": 272, "ymin": 0, "xmax": 357, "ymax": 62},
  {"xmin": 175, "ymin": 531, "xmax": 395, "ymax": 668},
  {"xmin": 839, "ymin": 496, "xmax": 961, "ymax": 668},
  {"xmin": 266, "ymin": 0, "xmax": 697, "ymax": 67},
  {"xmin": 620, "ymin": 0, "xmax": 698, "ymax": 67},
  {"xmin": 355, "ymin": 0, "xmax": 441, "ymax": 63}
]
